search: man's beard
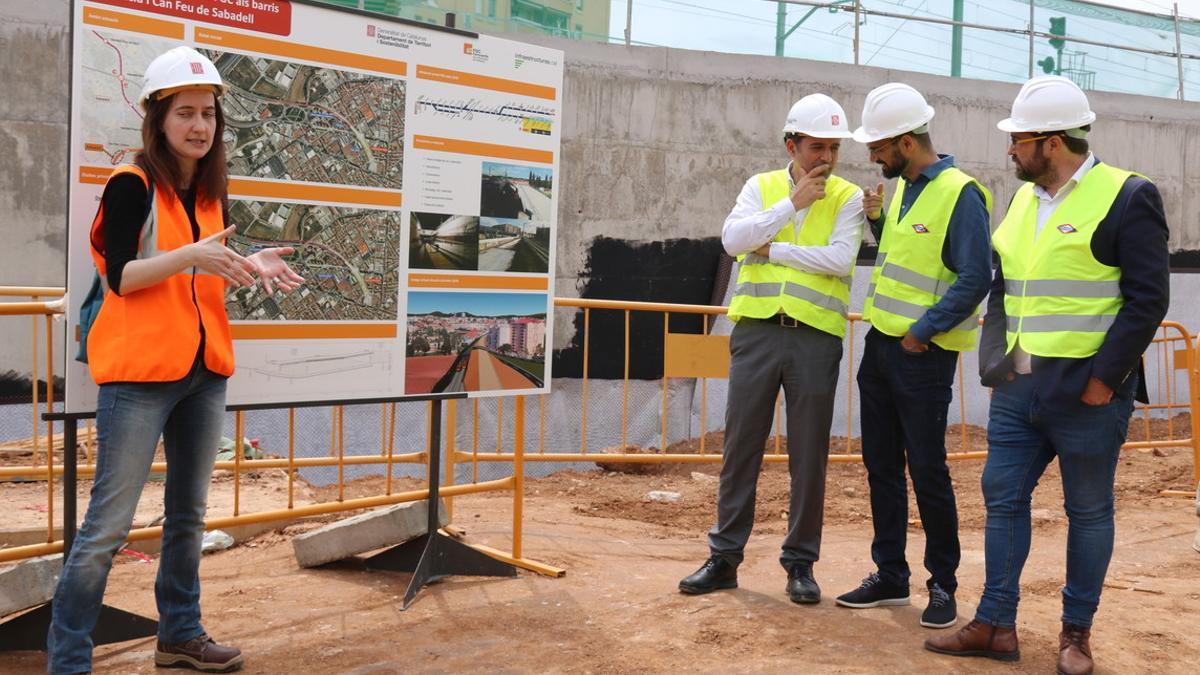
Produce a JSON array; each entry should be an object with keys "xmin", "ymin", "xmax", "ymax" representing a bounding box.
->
[
  {"xmin": 879, "ymin": 153, "xmax": 908, "ymax": 180},
  {"xmin": 1014, "ymin": 146, "xmax": 1050, "ymax": 182}
]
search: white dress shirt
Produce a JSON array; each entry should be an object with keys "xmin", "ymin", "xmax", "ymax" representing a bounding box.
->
[
  {"xmin": 1012, "ymin": 152, "xmax": 1097, "ymax": 374},
  {"xmin": 721, "ymin": 162, "xmax": 866, "ymax": 277}
]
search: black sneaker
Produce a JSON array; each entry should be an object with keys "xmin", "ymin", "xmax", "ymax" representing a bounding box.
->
[
  {"xmin": 835, "ymin": 572, "xmax": 910, "ymax": 608},
  {"xmin": 678, "ymin": 555, "xmax": 738, "ymax": 594},
  {"xmin": 920, "ymin": 583, "xmax": 957, "ymax": 628}
]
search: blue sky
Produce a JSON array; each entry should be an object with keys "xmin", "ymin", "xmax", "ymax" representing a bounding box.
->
[{"xmin": 408, "ymin": 291, "xmax": 548, "ymax": 316}]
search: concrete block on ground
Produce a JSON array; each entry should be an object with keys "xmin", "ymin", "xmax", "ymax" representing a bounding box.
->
[
  {"xmin": 292, "ymin": 499, "xmax": 448, "ymax": 568},
  {"xmin": 0, "ymin": 554, "xmax": 62, "ymax": 616}
]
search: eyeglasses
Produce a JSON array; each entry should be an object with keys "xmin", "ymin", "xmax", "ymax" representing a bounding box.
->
[
  {"xmin": 866, "ymin": 136, "xmax": 899, "ymax": 156},
  {"xmin": 1009, "ymin": 134, "xmax": 1049, "ymax": 147}
]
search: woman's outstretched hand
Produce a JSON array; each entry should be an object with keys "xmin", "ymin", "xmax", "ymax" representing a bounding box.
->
[
  {"xmin": 246, "ymin": 247, "xmax": 305, "ymax": 296},
  {"xmin": 191, "ymin": 225, "xmax": 257, "ymax": 288}
]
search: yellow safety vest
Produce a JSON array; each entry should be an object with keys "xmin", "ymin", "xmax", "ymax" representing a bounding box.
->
[
  {"xmin": 726, "ymin": 169, "xmax": 858, "ymax": 338},
  {"xmin": 861, "ymin": 166, "xmax": 992, "ymax": 351},
  {"xmin": 992, "ymin": 162, "xmax": 1135, "ymax": 359}
]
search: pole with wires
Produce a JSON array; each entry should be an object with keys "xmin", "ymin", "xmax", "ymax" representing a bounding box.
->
[
  {"xmin": 1028, "ymin": 0, "xmax": 1035, "ymax": 79},
  {"xmin": 951, "ymin": 0, "xmax": 963, "ymax": 77},
  {"xmin": 625, "ymin": 0, "xmax": 633, "ymax": 45},
  {"xmin": 776, "ymin": 2, "xmax": 786, "ymax": 57},
  {"xmin": 1175, "ymin": 3, "xmax": 1185, "ymax": 101},
  {"xmin": 853, "ymin": 0, "xmax": 861, "ymax": 65}
]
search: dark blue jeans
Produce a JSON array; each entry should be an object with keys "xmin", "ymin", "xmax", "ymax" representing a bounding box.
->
[
  {"xmin": 974, "ymin": 373, "xmax": 1134, "ymax": 628},
  {"xmin": 857, "ymin": 328, "xmax": 960, "ymax": 592},
  {"xmin": 48, "ymin": 359, "xmax": 227, "ymax": 674}
]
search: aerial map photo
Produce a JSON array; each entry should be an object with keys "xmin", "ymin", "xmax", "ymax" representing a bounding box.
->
[
  {"xmin": 225, "ymin": 201, "xmax": 401, "ymax": 321},
  {"xmin": 204, "ymin": 49, "xmax": 406, "ymax": 190}
]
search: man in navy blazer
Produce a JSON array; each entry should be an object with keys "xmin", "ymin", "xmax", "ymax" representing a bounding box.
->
[{"xmin": 925, "ymin": 76, "xmax": 1169, "ymax": 675}]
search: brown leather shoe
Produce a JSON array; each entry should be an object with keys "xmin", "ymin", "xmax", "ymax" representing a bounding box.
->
[
  {"xmin": 1057, "ymin": 623, "xmax": 1094, "ymax": 675},
  {"xmin": 924, "ymin": 619, "xmax": 1020, "ymax": 661},
  {"xmin": 155, "ymin": 633, "xmax": 243, "ymax": 672}
]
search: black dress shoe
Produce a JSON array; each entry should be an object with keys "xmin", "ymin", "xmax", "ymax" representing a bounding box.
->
[
  {"xmin": 679, "ymin": 555, "xmax": 738, "ymax": 594},
  {"xmin": 787, "ymin": 564, "xmax": 821, "ymax": 604}
]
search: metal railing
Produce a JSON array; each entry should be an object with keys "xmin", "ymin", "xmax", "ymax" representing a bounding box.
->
[
  {"xmin": 1, "ymin": 288, "xmax": 1196, "ymax": 569},
  {"xmin": 451, "ymin": 300, "xmax": 1197, "ymax": 477},
  {"xmin": 0, "ymin": 287, "xmax": 556, "ymax": 576}
]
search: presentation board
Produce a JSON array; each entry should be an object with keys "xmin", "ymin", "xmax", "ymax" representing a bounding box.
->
[{"xmin": 64, "ymin": 0, "xmax": 562, "ymax": 413}]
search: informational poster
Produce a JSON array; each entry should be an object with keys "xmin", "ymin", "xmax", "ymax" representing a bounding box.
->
[{"xmin": 64, "ymin": 0, "xmax": 562, "ymax": 413}]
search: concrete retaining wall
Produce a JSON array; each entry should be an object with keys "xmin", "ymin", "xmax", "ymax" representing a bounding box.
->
[{"xmin": 1, "ymin": 3, "xmax": 1196, "ymax": 395}]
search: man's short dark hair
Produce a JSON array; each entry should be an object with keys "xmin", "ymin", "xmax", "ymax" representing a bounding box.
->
[
  {"xmin": 906, "ymin": 131, "xmax": 934, "ymax": 151},
  {"xmin": 1060, "ymin": 125, "xmax": 1090, "ymax": 155}
]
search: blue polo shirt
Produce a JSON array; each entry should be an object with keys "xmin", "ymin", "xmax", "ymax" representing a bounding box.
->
[{"xmin": 868, "ymin": 154, "xmax": 992, "ymax": 344}]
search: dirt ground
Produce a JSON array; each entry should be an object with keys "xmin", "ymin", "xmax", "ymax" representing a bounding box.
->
[{"xmin": 2, "ymin": 416, "xmax": 1198, "ymax": 673}]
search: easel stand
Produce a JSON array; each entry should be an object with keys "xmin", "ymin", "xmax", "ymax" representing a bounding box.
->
[
  {"xmin": 0, "ymin": 415, "xmax": 157, "ymax": 652},
  {"xmin": 363, "ymin": 399, "xmax": 516, "ymax": 609}
]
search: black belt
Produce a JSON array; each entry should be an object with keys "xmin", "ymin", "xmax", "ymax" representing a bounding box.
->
[{"xmin": 749, "ymin": 314, "xmax": 806, "ymax": 328}]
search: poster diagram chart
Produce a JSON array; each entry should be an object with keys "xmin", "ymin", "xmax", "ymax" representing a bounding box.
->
[{"xmin": 65, "ymin": 0, "xmax": 562, "ymax": 412}]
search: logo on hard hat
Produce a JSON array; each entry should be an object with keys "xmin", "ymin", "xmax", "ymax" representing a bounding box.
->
[
  {"xmin": 189, "ymin": 62, "xmax": 204, "ymax": 75},
  {"xmin": 367, "ymin": 25, "xmax": 376, "ymax": 37},
  {"xmin": 831, "ymin": 114, "xmax": 840, "ymax": 126},
  {"xmin": 1057, "ymin": 224, "xmax": 1077, "ymax": 234},
  {"xmin": 912, "ymin": 224, "xmax": 929, "ymax": 234}
]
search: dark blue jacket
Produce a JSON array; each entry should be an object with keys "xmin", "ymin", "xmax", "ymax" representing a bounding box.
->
[{"xmin": 978, "ymin": 163, "xmax": 1171, "ymax": 410}]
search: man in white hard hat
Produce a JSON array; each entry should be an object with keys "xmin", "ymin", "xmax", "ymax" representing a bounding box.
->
[
  {"xmin": 679, "ymin": 94, "xmax": 865, "ymax": 604},
  {"xmin": 835, "ymin": 83, "xmax": 992, "ymax": 630},
  {"xmin": 926, "ymin": 75, "xmax": 1169, "ymax": 675}
]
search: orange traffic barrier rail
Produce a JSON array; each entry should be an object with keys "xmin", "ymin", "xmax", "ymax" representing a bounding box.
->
[
  {"xmin": 1, "ymin": 289, "xmax": 1196, "ymax": 570},
  {"xmin": 447, "ymin": 300, "xmax": 1197, "ymax": 500},
  {"xmin": 0, "ymin": 287, "xmax": 560, "ymax": 579}
]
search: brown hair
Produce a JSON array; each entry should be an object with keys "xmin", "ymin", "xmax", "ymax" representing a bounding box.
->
[{"xmin": 135, "ymin": 89, "xmax": 228, "ymax": 205}]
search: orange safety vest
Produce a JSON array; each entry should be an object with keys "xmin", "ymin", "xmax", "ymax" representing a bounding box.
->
[{"xmin": 87, "ymin": 164, "xmax": 235, "ymax": 384}]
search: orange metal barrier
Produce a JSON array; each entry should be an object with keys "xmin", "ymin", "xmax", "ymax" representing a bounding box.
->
[
  {"xmin": 1, "ymin": 288, "xmax": 1196, "ymax": 570},
  {"xmin": 449, "ymin": 300, "xmax": 1197, "ymax": 499},
  {"xmin": 0, "ymin": 287, "xmax": 560, "ymax": 578}
]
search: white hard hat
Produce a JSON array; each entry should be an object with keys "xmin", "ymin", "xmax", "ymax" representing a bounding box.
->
[
  {"xmin": 997, "ymin": 75, "xmax": 1095, "ymax": 133},
  {"xmin": 852, "ymin": 83, "xmax": 935, "ymax": 144},
  {"xmin": 782, "ymin": 94, "xmax": 853, "ymax": 139},
  {"xmin": 138, "ymin": 46, "xmax": 226, "ymax": 110}
]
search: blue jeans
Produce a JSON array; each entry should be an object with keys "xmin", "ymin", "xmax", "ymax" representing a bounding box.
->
[
  {"xmin": 48, "ymin": 359, "xmax": 226, "ymax": 674},
  {"xmin": 857, "ymin": 328, "xmax": 960, "ymax": 592},
  {"xmin": 974, "ymin": 373, "xmax": 1134, "ymax": 629}
]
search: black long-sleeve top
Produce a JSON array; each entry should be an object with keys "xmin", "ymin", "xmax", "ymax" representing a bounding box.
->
[
  {"xmin": 979, "ymin": 165, "xmax": 1171, "ymax": 409},
  {"xmin": 92, "ymin": 173, "xmax": 202, "ymax": 296}
]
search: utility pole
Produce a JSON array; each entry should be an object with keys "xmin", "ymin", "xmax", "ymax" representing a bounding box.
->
[
  {"xmin": 775, "ymin": 0, "xmax": 853, "ymax": 58},
  {"xmin": 951, "ymin": 0, "xmax": 963, "ymax": 77},
  {"xmin": 776, "ymin": 2, "xmax": 786, "ymax": 57}
]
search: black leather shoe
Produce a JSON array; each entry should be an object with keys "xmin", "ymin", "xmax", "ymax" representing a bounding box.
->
[
  {"xmin": 787, "ymin": 564, "xmax": 821, "ymax": 604},
  {"xmin": 679, "ymin": 555, "xmax": 738, "ymax": 594}
]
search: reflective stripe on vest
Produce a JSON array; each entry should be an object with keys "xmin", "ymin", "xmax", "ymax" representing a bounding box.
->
[
  {"xmin": 861, "ymin": 166, "xmax": 991, "ymax": 351},
  {"xmin": 992, "ymin": 162, "xmax": 1134, "ymax": 359},
  {"xmin": 726, "ymin": 168, "xmax": 857, "ymax": 338},
  {"xmin": 86, "ymin": 164, "xmax": 235, "ymax": 384}
]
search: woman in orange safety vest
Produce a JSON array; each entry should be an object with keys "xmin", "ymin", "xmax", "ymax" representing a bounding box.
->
[{"xmin": 48, "ymin": 46, "xmax": 303, "ymax": 675}]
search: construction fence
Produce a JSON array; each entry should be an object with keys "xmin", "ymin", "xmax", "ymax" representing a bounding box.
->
[{"xmin": 0, "ymin": 287, "xmax": 1197, "ymax": 571}]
